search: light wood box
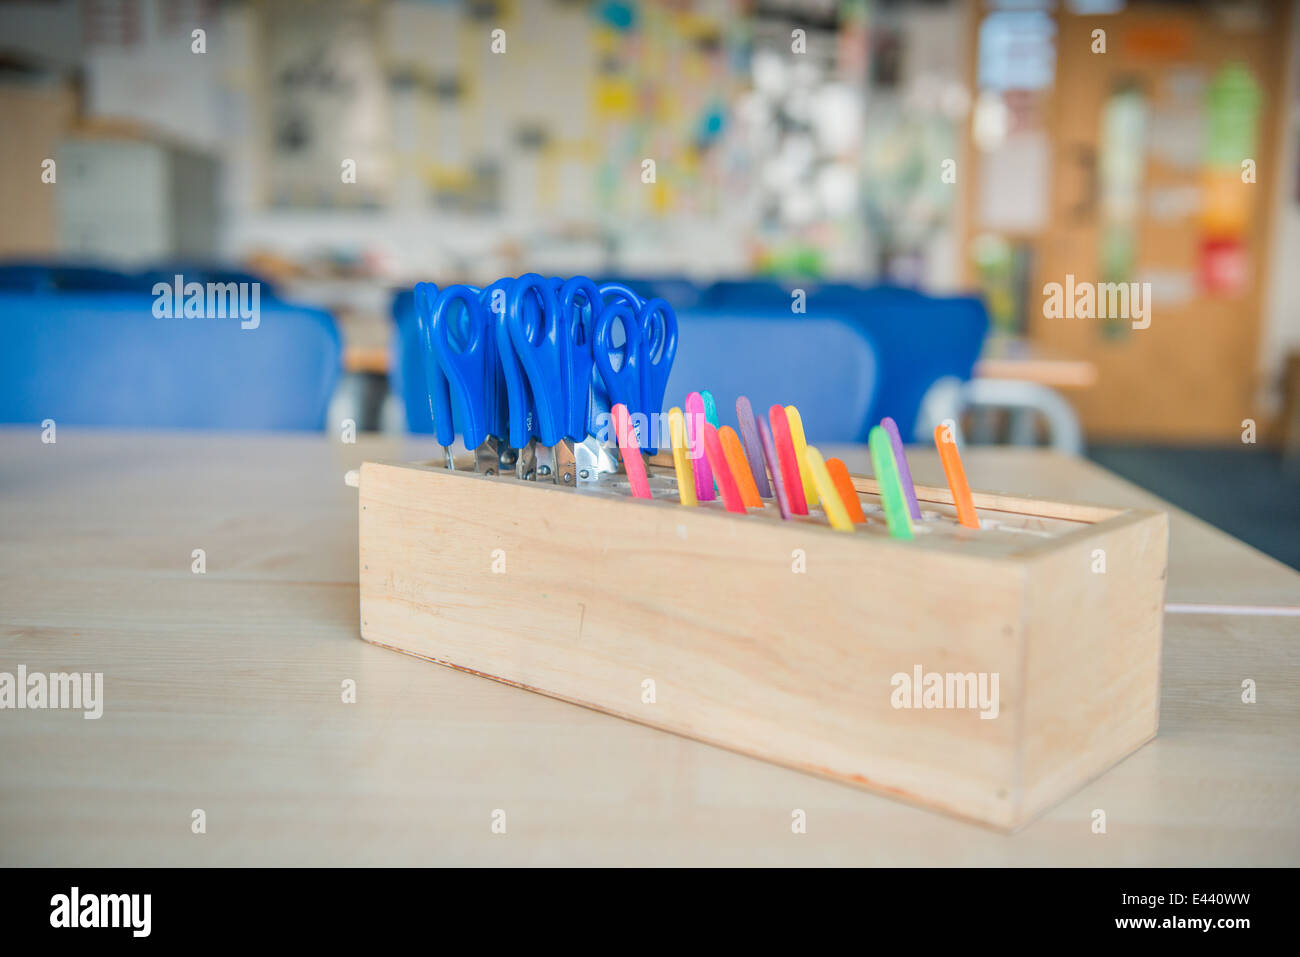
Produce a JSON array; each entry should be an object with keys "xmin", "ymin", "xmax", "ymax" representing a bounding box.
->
[{"xmin": 357, "ymin": 459, "xmax": 1167, "ymax": 831}]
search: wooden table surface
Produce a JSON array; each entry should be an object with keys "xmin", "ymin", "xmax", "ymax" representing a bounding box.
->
[
  {"xmin": 2, "ymin": 429, "xmax": 1297, "ymax": 865},
  {"xmin": 974, "ymin": 335, "xmax": 1099, "ymax": 389}
]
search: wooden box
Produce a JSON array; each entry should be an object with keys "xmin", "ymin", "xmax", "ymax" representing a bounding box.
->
[{"xmin": 357, "ymin": 459, "xmax": 1167, "ymax": 831}]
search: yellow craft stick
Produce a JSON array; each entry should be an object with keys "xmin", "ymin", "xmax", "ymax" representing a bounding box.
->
[
  {"xmin": 668, "ymin": 407, "xmax": 697, "ymax": 506},
  {"xmin": 784, "ymin": 405, "xmax": 818, "ymax": 506},
  {"xmin": 805, "ymin": 447, "xmax": 853, "ymax": 532}
]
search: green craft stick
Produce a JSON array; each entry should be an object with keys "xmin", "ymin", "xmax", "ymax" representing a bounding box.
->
[
  {"xmin": 700, "ymin": 390, "xmax": 720, "ymax": 490},
  {"xmin": 700, "ymin": 390, "xmax": 720, "ymax": 428},
  {"xmin": 869, "ymin": 426, "xmax": 914, "ymax": 540}
]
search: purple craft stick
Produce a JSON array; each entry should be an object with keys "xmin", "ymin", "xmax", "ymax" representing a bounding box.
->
[
  {"xmin": 684, "ymin": 391, "xmax": 715, "ymax": 501},
  {"xmin": 881, "ymin": 416, "xmax": 922, "ymax": 521},
  {"xmin": 735, "ymin": 396, "xmax": 772, "ymax": 498},
  {"xmin": 756, "ymin": 415, "xmax": 791, "ymax": 520}
]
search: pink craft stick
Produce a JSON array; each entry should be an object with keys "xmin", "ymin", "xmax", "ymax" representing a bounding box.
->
[
  {"xmin": 684, "ymin": 391, "xmax": 715, "ymax": 501},
  {"xmin": 612, "ymin": 403, "xmax": 651, "ymax": 499}
]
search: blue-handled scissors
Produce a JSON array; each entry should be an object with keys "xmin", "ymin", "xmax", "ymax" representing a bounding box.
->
[
  {"xmin": 427, "ymin": 284, "xmax": 507, "ymax": 474},
  {"xmin": 557, "ymin": 276, "xmax": 602, "ymax": 439},
  {"xmin": 414, "ymin": 282, "xmax": 455, "ymax": 469},
  {"xmin": 483, "ymin": 276, "xmax": 541, "ymax": 479},
  {"xmin": 587, "ymin": 283, "xmax": 644, "ymax": 430},
  {"xmin": 593, "ymin": 298, "xmax": 643, "ymax": 421},
  {"xmin": 635, "ymin": 296, "xmax": 678, "ymax": 443},
  {"xmin": 598, "ymin": 281, "xmax": 644, "ymax": 311},
  {"xmin": 505, "ymin": 273, "xmax": 581, "ymax": 485},
  {"xmin": 593, "ymin": 295, "xmax": 678, "ymax": 453}
]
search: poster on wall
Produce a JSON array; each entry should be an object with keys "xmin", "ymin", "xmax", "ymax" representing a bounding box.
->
[
  {"xmin": 1198, "ymin": 62, "xmax": 1260, "ymax": 298},
  {"xmin": 262, "ymin": 0, "xmax": 391, "ymax": 209}
]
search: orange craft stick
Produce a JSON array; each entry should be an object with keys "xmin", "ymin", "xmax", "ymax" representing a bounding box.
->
[
  {"xmin": 702, "ymin": 423, "xmax": 746, "ymax": 513},
  {"xmin": 934, "ymin": 425, "xmax": 979, "ymax": 529},
  {"xmin": 825, "ymin": 457, "xmax": 867, "ymax": 523},
  {"xmin": 719, "ymin": 426, "xmax": 762, "ymax": 508}
]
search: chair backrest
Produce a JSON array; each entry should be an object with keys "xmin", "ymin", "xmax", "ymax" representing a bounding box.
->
[
  {"xmin": 0, "ymin": 292, "xmax": 341, "ymax": 430},
  {"xmin": 694, "ymin": 282, "xmax": 989, "ymax": 441},
  {"xmin": 597, "ymin": 276, "xmax": 703, "ymax": 310},
  {"xmin": 0, "ymin": 260, "xmax": 279, "ymax": 299},
  {"xmin": 0, "ymin": 261, "xmax": 144, "ymax": 294},
  {"xmin": 700, "ymin": 279, "xmax": 791, "ymax": 311},
  {"xmin": 663, "ymin": 311, "xmax": 878, "ymax": 443},
  {"xmin": 139, "ymin": 264, "xmax": 280, "ymax": 301},
  {"xmin": 812, "ymin": 286, "xmax": 988, "ymax": 441}
]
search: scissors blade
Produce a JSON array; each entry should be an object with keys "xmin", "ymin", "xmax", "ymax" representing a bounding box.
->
[
  {"xmin": 576, "ymin": 435, "xmax": 618, "ymax": 481},
  {"xmin": 534, "ymin": 439, "xmax": 576, "ymax": 486},
  {"xmin": 474, "ymin": 436, "xmax": 500, "ymax": 476},
  {"xmin": 552, "ymin": 439, "xmax": 576, "ymax": 486},
  {"xmin": 514, "ymin": 437, "xmax": 539, "ymax": 481}
]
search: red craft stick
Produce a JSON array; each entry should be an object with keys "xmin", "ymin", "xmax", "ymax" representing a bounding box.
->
[
  {"xmin": 768, "ymin": 405, "xmax": 808, "ymax": 515},
  {"xmin": 702, "ymin": 423, "xmax": 746, "ymax": 514}
]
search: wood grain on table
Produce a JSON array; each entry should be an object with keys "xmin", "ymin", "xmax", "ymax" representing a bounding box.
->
[{"xmin": 1, "ymin": 430, "xmax": 1296, "ymax": 865}]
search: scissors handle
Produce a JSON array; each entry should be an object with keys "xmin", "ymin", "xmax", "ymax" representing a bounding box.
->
[
  {"xmin": 634, "ymin": 297, "xmax": 677, "ymax": 453},
  {"xmin": 598, "ymin": 281, "xmax": 644, "ymax": 311},
  {"xmin": 593, "ymin": 299, "xmax": 644, "ymax": 436},
  {"xmin": 484, "ymin": 277, "xmax": 536, "ymax": 450},
  {"xmin": 558, "ymin": 276, "xmax": 601, "ymax": 441},
  {"xmin": 414, "ymin": 282, "xmax": 455, "ymax": 449},
  {"xmin": 429, "ymin": 284, "xmax": 495, "ymax": 450},
  {"xmin": 506, "ymin": 273, "xmax": 566, "ymax": 448}
]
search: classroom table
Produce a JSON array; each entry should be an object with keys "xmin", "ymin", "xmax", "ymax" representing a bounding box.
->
[
  {"xmin": 974, "ymin": 334, "xmax": 1099, "ymax": 389},
  {"xmin": 1, "ymin": 429, "xmax": 1297, "ymax": 866}
]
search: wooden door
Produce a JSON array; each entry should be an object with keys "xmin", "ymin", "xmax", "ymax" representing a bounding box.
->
[{"xmin": 969, "ymin": 0, "xmax": 1292, "ymax": 442}]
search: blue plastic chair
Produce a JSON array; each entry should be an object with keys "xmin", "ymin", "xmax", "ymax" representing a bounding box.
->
[
  {"xmin": 0, "ymin": 261, "xmax": 144, "ymax": 294},
  {"xmin": 0, "ymin": 260, "xmax": 280, "ymax": 300},
  {"xmin": 663, "ymin": 311, "xmax": 878, "ymax": 443},
  {"xmin": 139, "ymin": 264, "xmax": 280, "ymax": 301},
  {"xmin": 696, "ymin": 281, "xmax": 988, "ymax": 441},
  {"xmin": 699, "ymin": 278, "xmax": 792, "ymax": 310},
  {"xmin": 812, "ymin": 286, "xmax": 988, "ymax": 441},
  {"xmin": 0, "ymin": 292, "xmax": 341, "ymax": 430},
  {"xmin": 597, "ymin": 276, "xmax": 702, "ymax": 310}
]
